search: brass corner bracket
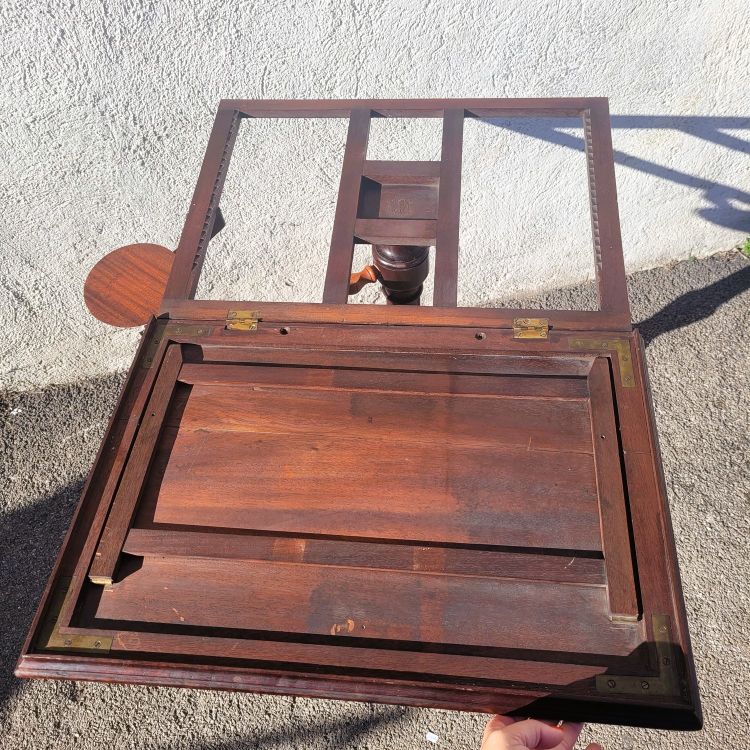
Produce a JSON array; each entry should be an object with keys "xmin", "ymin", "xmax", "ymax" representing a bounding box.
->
[
  {"xmin": 569, "ymin": 337, "xmax": 635, "ymax": 387},
  {"xmin": 36, "ymin": 577, "xmax": 112, "ymax": 654},
  {"xmin": 596, "ymin": 614, "xmax": 686, "ymax": 698}
]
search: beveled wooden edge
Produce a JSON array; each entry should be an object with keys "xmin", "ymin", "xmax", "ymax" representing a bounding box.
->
[
  {"xmin": 159, "ymin": 300, "xmax": 633, "ymax": 331},
  {"xmin": 14, "ymin": 653, "xmax": 702, "ymax": 729}
]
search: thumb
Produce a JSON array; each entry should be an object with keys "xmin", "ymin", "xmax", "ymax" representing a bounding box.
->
[{"xmin": 500, "ymin": 719, "xmax": 565, "ymax": 749}]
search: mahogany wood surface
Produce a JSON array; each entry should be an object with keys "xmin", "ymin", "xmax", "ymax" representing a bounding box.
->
[
  {"xmin": 18, "ymin": 98, "xmax": 700, "ymax": 730},
  {"xmin": 84, "ymin": 243, "xmax": 173, "ymax": 327}
]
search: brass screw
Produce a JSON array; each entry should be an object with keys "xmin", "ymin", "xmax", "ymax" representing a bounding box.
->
[
  {"xmin": 607, "ymin": 679, "xmax": 616, "ymax": 688},
  {"xmin": 662, "ymin": 657, "xmax": 671, "ymax": 666},
  {"xmin": 641, "ymin": 681, "xmax": 650, "ymax": 690},
  {"xmin": 94, "ymin": 640, "xmax": 102, "ymax": 648},
  {"xmin": 64, "ymin": 639, "xmax": 72, "ymax": 646}
]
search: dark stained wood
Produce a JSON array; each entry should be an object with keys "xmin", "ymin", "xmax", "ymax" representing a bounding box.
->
[
  {"xmin": 223, "ymin": 97, "xmax": 599, "ymax": 118},
  {"xmin": 96, "ymin": 556, "xmax": 636, "ymax": 655},
  {"xmin": 123, "ymin": 528, "xmax": 607, "ymax": 585},
  {"xmin": 587, "ymin": 358, "xmax": 639, "ymax": 620},
  {"xmin": 88, "ymin": 344, "xmax": 184, "ymax": 584},
  {"xmin": 434, "ymin": 108, "xmax": 464, "ymax": 306},
  {"xmin": 163, "ymin": 107, "xmax": 241, "ymax": 300},
  {"xmin": 178, "ymin": 361, "xmax": 591, "ymax": 398},
  {"xmin": 18, "ymin": 99, "xmax": 700, "ymax": 730},
  {"xmin": 84, "ymin": 244, "xmax": 174, "ymax": 327},
  {"xmin": 322, "ymin": 108, "xmax": 371, "ymax": 304},
  {"xmin": 354, "ymin": 218, "xmax": 436, "ymax": 245},
  {"xmin": 161, "ymin": 298, "xmax": 633, "ymax": 330},
  {"xmin": 584, "ymin": 100, "xmax": 631, "ymax": 317}
]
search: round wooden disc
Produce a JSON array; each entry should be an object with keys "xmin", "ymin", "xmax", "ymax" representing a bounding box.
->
[{"xmin": 84, "ymin": 243, "xmax": 174, "ymax": 327}]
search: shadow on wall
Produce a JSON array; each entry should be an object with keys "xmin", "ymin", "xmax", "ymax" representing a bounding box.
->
[{"xmin": 486, "ymin": 116, "xmax": 750, "ymax": 233}]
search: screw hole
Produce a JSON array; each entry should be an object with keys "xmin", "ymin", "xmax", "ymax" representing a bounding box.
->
[
  {"xmin": 279, "ymin": 327, "xmax": 290, "ymax": 335},
  {"xmin": 475, "ymin": 332, "xmax": 486, "ymax": 341}
]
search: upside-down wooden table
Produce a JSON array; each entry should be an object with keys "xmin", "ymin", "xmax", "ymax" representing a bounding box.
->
[{"xmin": 17, "ymin": 98, "xmax": 701, "ymax": 729}]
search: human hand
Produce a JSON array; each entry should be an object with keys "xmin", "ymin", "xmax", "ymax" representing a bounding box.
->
[{"xmin": 480, "ymin": 715, "xmax": 603, "ymax": 750}]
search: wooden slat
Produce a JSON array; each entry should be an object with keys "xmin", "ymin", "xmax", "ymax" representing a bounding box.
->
[
  {"xmin": 222, "ymin": 97, "xmax": 598, "ymax": 118},
  {"xmin": 587, "ymin": 357, "xmax": 639, "ymax": 620},
  {"xmin": 363, "ymin": 160, "xmax": 441, "ymax": 184},
  {"xmin": 124, "ymin": 528, "xmax": 606, "ymax": 585},
  {"xmin": 164, "ymin": 108, "xmax": 241, "ymax": 300},
  {"xmin": 110, "ymin": 629, "xmax": 608, "ymax": 686},
  {"xmin": 354, "ymin": 218, "xmax": 436, "ymax": 245},
  {"xmin": 171, "ymin": 383, "xmax": 594, "ymax": 453},
  {"xmin": 189, "ymin": 346, "xmax": 595, "ymax": 378},
  {"xmin": 433, "ymin": 108, "xmax": 465, "ymax": 306},
  {"xmin": 148, "ymin": 432, "xmax": 600, "ymax": 550},
  {"xmin": 88, "ymin": 345, "xmax": 184, "ymax": 584},
  {"xmin": 178, "ymin": 362, "xmax": 590, "ymax": 399},
  {"xmin": 584, "ymin": 100, "xmax": 630, "ymax": 317},
  {"xmin": 160, "ymin": 298, "xmax": 634, "ymax": 330},
  {"xmin": 322, "ymin": 109, "xmax": 371, "ymax": 304},
  {"xmin": 95, "ymin": 556, "xmax": 638, "ymax": 655}
]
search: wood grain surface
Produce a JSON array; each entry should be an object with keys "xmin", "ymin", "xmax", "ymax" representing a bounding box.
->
[{"xmin": 84, "ymin": 243, "xmax": 173, "ymax": 327}]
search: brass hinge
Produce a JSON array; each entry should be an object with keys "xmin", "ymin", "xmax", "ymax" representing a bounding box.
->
[
  {"xmin": 513, "ymin": 318, "xmax": 549, "ymax": 339},
  {"xmin": 569, "ymin": 337, "xmax": 635, "ymax": 387},
  {"xmin": 36, "ymin": 577, "xmax": 112, "ymax": 654},
  {"xmin": 595, "ymin": 614, "xmax": 685, "ymax": 698},
  {"xmin": 225, "ymin": 310, "xmax": 260, "ymax": 331}
]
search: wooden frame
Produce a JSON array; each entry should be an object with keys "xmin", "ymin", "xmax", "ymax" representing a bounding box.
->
[
  {"xmin": 162, "ymin": 97, "xmax": 630, "ymax": 326},
  {"xmin": 17, "ymin": 99, "xmax": 700, "ymax": 731}
]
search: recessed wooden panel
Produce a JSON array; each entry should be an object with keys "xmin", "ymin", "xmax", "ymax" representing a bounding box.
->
[{"xmin": 141, "ymin": 366, "xmax": 602, "ymax": 551}]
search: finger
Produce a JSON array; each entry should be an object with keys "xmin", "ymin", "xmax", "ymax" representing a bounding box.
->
[
  {"xmin": 501, "ymin": 719, "xmax": 565, "ymax": 749},
  {"xmin": 482, "ymin": 715, "xmax": 517, "ymax": 745},
  {"xmin": 585, "ymin": 744, "xmax": 604, "ymax": 750},
  {"xmin": 547, "ymin": 721, "xmax": 584, "ymax": 750}
]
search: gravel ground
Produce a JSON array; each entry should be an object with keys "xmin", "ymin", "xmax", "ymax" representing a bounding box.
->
[{"xmin": 1, "ymin": 252, "xmax": 748, "ymax": 750}]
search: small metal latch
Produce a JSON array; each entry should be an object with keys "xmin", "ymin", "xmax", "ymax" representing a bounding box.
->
[
  {"xmin": 513, "ymin": 318, "xmax": 549, "ymax": 339},
  {"xmin": 225, "ymin": 310, "xmax": 260, "ymax": 331}
]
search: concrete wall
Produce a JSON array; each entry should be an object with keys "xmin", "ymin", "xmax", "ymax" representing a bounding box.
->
[{"xmin": 1, "ymin": 0, "xmax": 748, "ymax": 389}]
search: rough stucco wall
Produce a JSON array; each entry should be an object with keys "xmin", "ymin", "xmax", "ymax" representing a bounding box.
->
[{"xmin": 1, "ymin": 0, "xmax": 748, "ymax": 389}]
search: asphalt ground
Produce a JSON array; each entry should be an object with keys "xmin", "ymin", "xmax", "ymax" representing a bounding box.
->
[{"xmin": 1, "ymin": 251, "xmax": 748, "ymax": 749}]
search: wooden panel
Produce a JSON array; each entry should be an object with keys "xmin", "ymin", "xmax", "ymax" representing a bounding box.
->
[
  {"xmin": 95, "ymin": 556, "xmax": 638, "ymax": 655},
  {"xmin": 146, "ymin": 379, "xmax": 602, "ymax": 550},
  {"xmin": 170, "ymin": 384, "xmax": 594, "ymax": 453},
  {"xmin": 123, "ymin": 528, "xmax": 607, "ymax": 585}
]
